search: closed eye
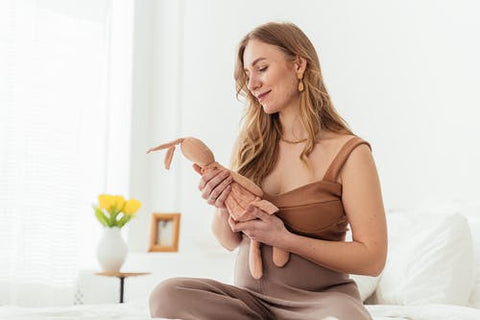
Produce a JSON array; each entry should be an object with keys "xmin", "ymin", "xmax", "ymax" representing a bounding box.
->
[{"xmin": 244, "ymin": 66, "xmax": 267, "ymax": 84}]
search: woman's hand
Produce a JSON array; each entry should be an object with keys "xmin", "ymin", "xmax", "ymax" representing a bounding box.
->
[
  {"xmin": 229, "ymin": 204, "xmax": 291, "ymax": 248},
  {"xmin": 193, "ymin": 163, "xmax": 233, "ymax": 209}
]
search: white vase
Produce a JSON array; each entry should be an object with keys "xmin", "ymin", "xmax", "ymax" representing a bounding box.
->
[{"xmin": 96, "ymin": 227, "xmax": 127, "ymax": 272}]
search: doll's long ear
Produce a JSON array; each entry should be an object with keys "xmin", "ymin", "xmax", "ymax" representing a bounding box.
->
[
  {"xmin": 164, "ymin": 146, "xmax": 176, "ymax": 170},
  {"xmin": 146, "ymin": 138, "xmax": 184, "ymax": 169},
  {"xmin": 146, "ymin": 138, "xmax": 183, "ymax": 154}
]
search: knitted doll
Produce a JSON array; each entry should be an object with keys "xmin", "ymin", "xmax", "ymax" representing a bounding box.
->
[{"xmin": 147, "ymin": 137, "xmax": 289, "ymax": 279}]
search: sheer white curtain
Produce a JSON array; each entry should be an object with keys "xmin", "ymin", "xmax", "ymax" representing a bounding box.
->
[{"xmin": 0, "ymin": 0, "xmax": 133, "ymax": 306}]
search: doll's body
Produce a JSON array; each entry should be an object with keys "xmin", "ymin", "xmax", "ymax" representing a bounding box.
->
[{"xmin": 147, "ymin": 137, "xmax": 289, "ymax": 279}]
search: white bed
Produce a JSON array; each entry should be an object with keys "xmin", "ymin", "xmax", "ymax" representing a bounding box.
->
[
  {"xmin": 1, "ymin": 302, "xmax": 480, "ymax": 320},
  {"xmin": 1, "ymin": 200, "xmax": 479, "ymax": 320}
]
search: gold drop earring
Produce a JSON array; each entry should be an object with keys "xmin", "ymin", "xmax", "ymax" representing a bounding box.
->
[{"xmin": 297, "ymin": 72, "xmax": 304, "ymax": 92}]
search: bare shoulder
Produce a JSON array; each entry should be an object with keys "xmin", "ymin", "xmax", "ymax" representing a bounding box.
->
[
  {"xmin": 338, "ymin": 137, "xmax": 376, "ymax": 184},
  {"xmin": 321, "ymin": 131, "xmax": 370, "ymax": 153},
  {"xmin": 307, "ymin": 132, "xmax": 359, "ymax": 182},
  {"xmin": 318, "ymin": 131, "xmax": 356, "ymax": 145},
  {"xmin": 315, "ymin": 132, "xmax": 358, "ymax": 155}
]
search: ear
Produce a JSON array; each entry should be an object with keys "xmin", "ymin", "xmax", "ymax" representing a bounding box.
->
[{"xmin": 294, "ymin": 56, "xmax": 307, "ymax": 74}]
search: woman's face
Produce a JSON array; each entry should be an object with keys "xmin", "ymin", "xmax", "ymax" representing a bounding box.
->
[{"xmin": 243, "ymin": 39, "xmax": 299, "ymax": 114}]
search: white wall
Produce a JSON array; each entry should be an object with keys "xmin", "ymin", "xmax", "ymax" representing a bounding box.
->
[
  {"xmin": 128, "ymin": 0, "xmax": 480, "ymax": 260},
  {"xmin": 129, "ymin": 0, "xmax": 185, "ymax": 252}
]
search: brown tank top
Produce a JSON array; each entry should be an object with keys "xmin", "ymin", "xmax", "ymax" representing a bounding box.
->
[{"xmin": 263, "ymin": 136, "xmax": 372, "ymax": 241}]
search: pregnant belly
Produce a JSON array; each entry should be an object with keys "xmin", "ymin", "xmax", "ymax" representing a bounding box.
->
[{"xmin": 233, "ymin": 236, "xmax": 353, "ymax": 300}]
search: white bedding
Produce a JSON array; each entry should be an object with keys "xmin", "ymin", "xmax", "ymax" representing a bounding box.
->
[
  {"xmin": 0, "ymin": 303, "xmax": 479, "ymax": 320},
  {"xmin": 366, "ymin": 304, "xmax": 480, "ymax": 320},
  {"xmin": 0, "ymin": 303, "xmax": 150, "ymax": 320}
]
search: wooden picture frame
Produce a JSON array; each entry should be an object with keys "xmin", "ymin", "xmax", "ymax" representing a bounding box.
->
[{"xmin": 149, "ymin": 213, "xmax": 181, "ymax": 252}]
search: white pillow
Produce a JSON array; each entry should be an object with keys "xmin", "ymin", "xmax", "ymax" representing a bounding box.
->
[
  {"xmin": 350, "ymin": 273, "xmax": 380, "ymax": 302},
  {"xmin": 412, "ymin": 198, "xmax": 480, "ymax": 308},
  {"xmin": 450, "ymin": 203, "xmax": 480, "ymax": 308},
  {"xmin": 373, "ymin": 211, "xmax": 474, "ymax": 305}
]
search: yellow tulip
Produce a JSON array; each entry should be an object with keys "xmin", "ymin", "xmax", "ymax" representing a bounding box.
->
[
  {"xmin": 98, "ymin": 194, "xmax": 115, "ymax": 211},
  {"xmin": 113, "ymin": 195, "xmax": 126, "ymax": 212},
  {"xmin": 123, "ymin": 199, "xmax": 141, "ymax": 215},
  {"xmin": 94, "ymin": 194, "xmax": 141, "ymax": 227}
]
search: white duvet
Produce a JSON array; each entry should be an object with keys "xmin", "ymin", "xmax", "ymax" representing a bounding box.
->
[
  {"xmin": 367, "ymin": 304, "xmax": 480, "ymax": 320},
  {"xmin": 0, "ymin": 303, "xmax": 479, "ymax": 320}
]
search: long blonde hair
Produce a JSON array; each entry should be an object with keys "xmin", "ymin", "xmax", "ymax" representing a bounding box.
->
[{"xmin": 231, "ymin": 22, "xmax": 352, "ymax": 185}]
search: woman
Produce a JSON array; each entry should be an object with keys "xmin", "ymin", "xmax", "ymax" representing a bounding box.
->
[{"xmin": 150, "ymin": 22, "xmax": 387, "ymax": 320}]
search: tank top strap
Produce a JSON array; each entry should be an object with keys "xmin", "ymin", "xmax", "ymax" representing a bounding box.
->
[{"xmin": 322, "ymin": 136, "xmax": 372, "ymax": 182}]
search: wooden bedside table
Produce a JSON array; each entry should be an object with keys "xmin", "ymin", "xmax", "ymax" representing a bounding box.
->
[{"xmin": 95, "ymin": 272, "xmax": 151, "ymax": 303}]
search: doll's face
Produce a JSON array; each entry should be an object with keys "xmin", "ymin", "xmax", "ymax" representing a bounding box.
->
[{"xmin": 243, "ymin": 40, "xmax": 300, "ymax": 114}]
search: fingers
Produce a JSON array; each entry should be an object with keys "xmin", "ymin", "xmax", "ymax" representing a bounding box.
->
[
  {"xmin": 192, "ymin": 163, "xmax": 202, "ymax": 175},
  {"xmin": 230, "ymin": 219, "xmax": 252, "ymax": 233},
  {"xmin": 194, "ymin": 166, "xmax": 234, "ymax": 210},
  {"xmin": 198, "ymin": 169, "xmax": 228, "ymax": 192},
  {"xmin": 214, "ymin": 183, "xmax": 232, "ymax": 208},
  {"xmin": 232, "ymin": 220, "xmax": 260, "ymax": 241},
  {"xmin": 230, "ymin": 206, "xmax": 269, "ymax": 234},
  {"xmin": 230, "ymin": 206, "xmax": 286, "ymax": 246},
  {"xmin": 207, "ymin": 175, "xmax": 233, "ymax": 207},
  {"xmin": 201, "ymin": 170, "xmax": 231, "ymax": 200}
]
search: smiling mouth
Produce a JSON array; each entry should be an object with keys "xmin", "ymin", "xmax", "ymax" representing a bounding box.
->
[{"xmin": 257, "ymin": 90, "xmax": 271, "ymax": 101}]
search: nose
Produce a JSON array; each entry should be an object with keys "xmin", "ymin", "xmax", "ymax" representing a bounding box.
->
[{"xmin": 247, "ymin": 74, "xmax": 261, "ymax": 92}]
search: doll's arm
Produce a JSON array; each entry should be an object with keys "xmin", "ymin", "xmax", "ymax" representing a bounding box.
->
[
  {"xmin": 230, "ymin": 172, "xmax": 263, "ymax": 197},
  {"xmin": 251, "ymin": 200, "xmax": 279, "ymax": 215}
]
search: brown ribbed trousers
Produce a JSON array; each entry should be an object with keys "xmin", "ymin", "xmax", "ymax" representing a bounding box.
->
[{"xmin": 149, "ymin": 239, "xmax": 372, "ymax": 320}]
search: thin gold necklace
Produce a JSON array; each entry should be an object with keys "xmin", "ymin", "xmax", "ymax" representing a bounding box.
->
[{"xmin": 280, "ymin": 137, "xmax": 308, "ymax": 144}]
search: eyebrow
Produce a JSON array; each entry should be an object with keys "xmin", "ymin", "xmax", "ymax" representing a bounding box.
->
[{"xmin": 244, "ymin": 57, "xmax": 267, "ymax": 73}]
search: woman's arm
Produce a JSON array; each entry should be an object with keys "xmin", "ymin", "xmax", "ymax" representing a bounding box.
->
[
  {"xmin": 193, "ymin": 163, "xmax": 242, "ymax": 251},
  {"xmin": 211, "ymin": 208, "xmax": 242, "ymax": 251},
  {"xmin": 232, "ymin": 144, "xmax": 388, "ymax": 276}
]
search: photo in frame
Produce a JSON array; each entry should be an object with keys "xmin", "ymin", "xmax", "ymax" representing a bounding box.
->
[{"xmin": 149, "ymin": 213, "xmax": 181, "ymax": 252}]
